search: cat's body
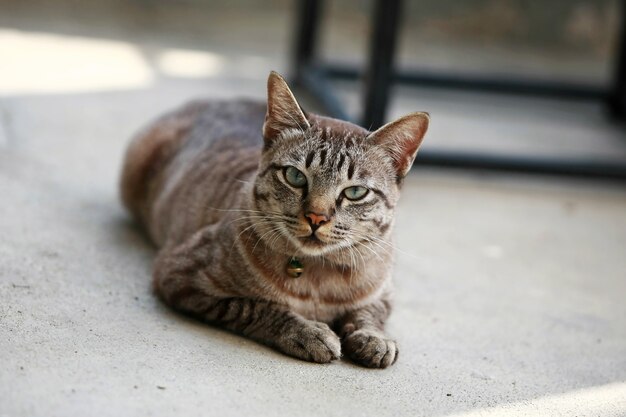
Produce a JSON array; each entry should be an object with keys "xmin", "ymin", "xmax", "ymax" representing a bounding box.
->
[{"xmin": 121, "ymin": 72, "xmax": 429, "ymax": 367}]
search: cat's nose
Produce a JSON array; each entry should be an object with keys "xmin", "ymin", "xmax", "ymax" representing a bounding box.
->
[{"xmin": 305, "ymin": 212, "xmax": 329, "ymax": 227}]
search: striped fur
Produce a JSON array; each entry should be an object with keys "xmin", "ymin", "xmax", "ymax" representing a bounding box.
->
[{"xmin": 120, "ymin": 72, "xmax": 429, "ymax": 368}]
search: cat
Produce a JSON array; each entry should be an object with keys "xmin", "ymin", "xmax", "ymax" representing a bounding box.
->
[{"xmin": 120, "ymin": 71, "xmax": 429, "ymax": 368}]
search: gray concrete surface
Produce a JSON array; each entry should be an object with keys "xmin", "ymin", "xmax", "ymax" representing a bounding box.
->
[{"xmin": 2, "ymin": 2, "xmax": 626, "ymax": 416}]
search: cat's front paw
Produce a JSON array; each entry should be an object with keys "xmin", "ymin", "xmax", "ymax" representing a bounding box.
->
[
  {"xmin": 343, "ymin": 329, "xmax": 398, "ymax": 368},
  {"xmin": 278, "ymin": 320, "xmax": 341, "ymax": 364}
]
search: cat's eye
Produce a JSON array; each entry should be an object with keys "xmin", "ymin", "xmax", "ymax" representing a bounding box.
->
[
  {"xmin": 343, "ymin": 186, "xmax": 369, "ymax": 200},
  {"xmin": 284, "ymin": 166, "xmax": 307, "ymax": 188}
]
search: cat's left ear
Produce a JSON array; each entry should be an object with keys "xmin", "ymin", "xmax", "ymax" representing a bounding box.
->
[
  {"xmin": 367, "ymin": 112, "xmax": 430, "ymax": 179},
  {"xmin": 263, "ymin": 71, "xmax": 310, "ymax": 146}
]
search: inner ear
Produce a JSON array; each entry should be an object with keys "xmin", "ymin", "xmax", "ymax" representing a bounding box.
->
[
  {"xmin": 368, "ymin": 112, "xmax": 430, "ymax": 179},
  {"xmin": 263, "ymin": 71, "xmax": 310, "ymax": 145}
]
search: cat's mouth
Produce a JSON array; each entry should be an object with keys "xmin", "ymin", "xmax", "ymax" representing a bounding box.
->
[
  {"xmin": 291, "ymin": 228, "xmax": 336, "ymax": 254},
  {"xmin": 293, "ymin": 231, "xmax": 347, "ymax": 256},
  {"xmin": 295, "ymin": 231, "xmax": 332, "ymax": 251},
  {"xmin": 301, "ymin": 233, "xmax": 324, "ymax": 246}
]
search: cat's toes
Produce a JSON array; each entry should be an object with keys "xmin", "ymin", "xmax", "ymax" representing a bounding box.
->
[
  {"xmin": 343, "ymin": 329, "xmax": 398, "ymax": 368},
  {"xmin": 280, "ymin": 320, "xmax": 341, "ymax": 364}
]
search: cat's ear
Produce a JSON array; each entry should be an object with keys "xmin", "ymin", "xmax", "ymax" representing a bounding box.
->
[
  {"xmin": 368, "ymin": 112, "xmax": 430, "ymax": 179},
  {"xmin": 263, "ymin": 71, "xmax": 310, "ymax": 145}
]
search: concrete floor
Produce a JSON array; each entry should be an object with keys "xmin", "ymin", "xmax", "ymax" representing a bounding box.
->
[{"xmin": 1, "ymin": 3, "xmax": 626, "ymax": 416}]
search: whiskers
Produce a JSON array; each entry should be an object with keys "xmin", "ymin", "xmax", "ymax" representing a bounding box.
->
[
  {"xmin": 348, "ymin": 228, "xmax": 417, "ymax": 260},
  {"xmin": 322, "ymin": 226, "xmax": 418, "ymax": 282},
  {"xmin": 211, "ymin": 206, "xmax": 413, "ymax": 282},
  {"xmin": 215, "ymin": 207, "xmax": 296, "ymax": 254}
]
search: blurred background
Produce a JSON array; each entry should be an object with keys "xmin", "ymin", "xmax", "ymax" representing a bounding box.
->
[
  {"xmin": 1, "ymin": 1, "xmax": 626, "ymax": 417},
  {"xmin": 1, "ymin": 0, "xmax": 624, "ymax": 164}
]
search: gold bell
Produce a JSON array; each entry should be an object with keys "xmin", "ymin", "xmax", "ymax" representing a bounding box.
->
[{"xmin": 286, "ymin": 257, "xmax": 304, "ymax": 278}]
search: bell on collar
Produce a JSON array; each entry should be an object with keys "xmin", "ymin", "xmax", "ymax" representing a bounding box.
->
[{"xmin": 286, "ymin": 257, "xmax": 303, "ymax": 278}]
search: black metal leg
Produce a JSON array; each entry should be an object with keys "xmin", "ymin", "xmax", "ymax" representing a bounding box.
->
[
  {"xmin": 292, "ymin": 0, "xmax": 322, "ymax": 83},
  {"xmin": 362, "ymin": 0, "xmax": 402, "ymax": 129},
  {"xmin": 290, "ymin": 0, "xmax": 350, "ymax": 120},
  {"xmin": 324, "ymin": 64, "xmax": 606, "ymax": 100},
  {"xmin": 609, "ymin": 1, "xmax": 626, "ymax": 121},
  {"xmin": 289, "ymin": 0, "xmax": 626, "ymax": 179}
]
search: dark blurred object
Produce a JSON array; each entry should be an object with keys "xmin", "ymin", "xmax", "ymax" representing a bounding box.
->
[
  {"xmin": 292, "ymin": 0, "xmax": 626, "ymax": 179},
  {"xmin": 610, "ymin": 2, "xmax": 626, "ymax": 118}
]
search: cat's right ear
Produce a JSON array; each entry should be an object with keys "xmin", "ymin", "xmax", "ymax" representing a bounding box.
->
[
  {"xmin": 263, "ymin": 71, "xmax": 310, "ymax": 147},
  {"xmin": 367, "ymin": 112, "xmax": 430, "ymax": 179}
]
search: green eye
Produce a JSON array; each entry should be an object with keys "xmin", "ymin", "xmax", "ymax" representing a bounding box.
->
[
  {"xmin": 284, "ymin": 166, "xmax": 307, "ymax": 187},
  {"xmin": 343, "ymin": 186, "xmax": 369, "ymax": 200}
]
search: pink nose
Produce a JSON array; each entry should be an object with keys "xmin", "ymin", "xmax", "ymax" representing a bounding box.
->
[{"xmin": 305, "ymin": 212, "xmax": 329, "ymax": 226}]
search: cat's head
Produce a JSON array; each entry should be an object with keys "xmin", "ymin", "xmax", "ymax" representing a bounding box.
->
[{"xmin": 253, "ymin": 71, "xmax": 429, "ymax": 258}]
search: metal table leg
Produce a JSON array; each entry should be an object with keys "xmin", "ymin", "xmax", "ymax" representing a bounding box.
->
[
  {"xmin": 290, "ymin": 0, "xmax": 626, "ymax": 179},
  {"xmin": 292, "ymin": 0, "xmax": 322, "ymax": 83},
  {"xmin": 362, "ymin": 0, "xmax": 402, "ymax": 129},
  {"xmin": 609, "ymin": 0, "xmax": 626, "ymax": 121}
]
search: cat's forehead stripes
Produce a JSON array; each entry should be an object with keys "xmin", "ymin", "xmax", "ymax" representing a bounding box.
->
[
  {"xmin": 296, "ymin": 134, "xmax": 375, "ymax": 185},
  {"xmin": 273, "ymin": 125, "xmax": 397, "ymax": 193},
  {"xmin": 336, "ymin": 154, "xmax": 346, "ymax": 172},
  {"xmin": 347, "ymin": 160, "xmax": 355, "ymax": 180},
  {"xmin": 319, "ymin": 149, "xmax": 327, "ymax": 166},
  {"xmin": 305, "ymin": 150, "xmax": 315, "ymax": 168}
]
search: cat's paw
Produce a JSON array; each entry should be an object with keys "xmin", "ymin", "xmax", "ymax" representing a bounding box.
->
[
  {"xmin": 279, "ymin": 320, "xmax": 341, "ymax": 364},
  {"xmin": 342, "ymin": 329, "xmax": 398, "ymax": 368}
]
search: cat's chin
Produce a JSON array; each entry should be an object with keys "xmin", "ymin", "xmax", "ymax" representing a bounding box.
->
[
  {"xmin": 300, "ymin": 235, "xmax": 326, "ymax": 248},
  {"xmin": 292, "ymin": 235, "xmax": 347, "ymax": 257},
  {"xmin": 281, "ymin": 229, "xmax": 347, "ymax": 257}
]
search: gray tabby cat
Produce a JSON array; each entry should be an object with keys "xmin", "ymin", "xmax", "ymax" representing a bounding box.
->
[{"xmin": 120, "ymin": 71, "xmax": 429, "ymax": 368}]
